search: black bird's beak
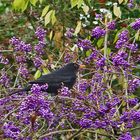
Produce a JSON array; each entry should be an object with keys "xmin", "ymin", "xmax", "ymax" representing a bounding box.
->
[{"xmin": 79, "ymin": 64, "xmax": 86, "ymax": 69}]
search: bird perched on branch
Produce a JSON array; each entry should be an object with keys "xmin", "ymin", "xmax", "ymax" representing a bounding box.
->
[{"xmin": 11, "ymin": 62, "xmax": 85, "ymax": 96}]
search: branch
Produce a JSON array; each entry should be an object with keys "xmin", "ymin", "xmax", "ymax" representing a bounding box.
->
[
  {"xmin": 67, "ymin": 127, "xmax": 84, "ymax": 140},
  {"xmin": 38, "ymin": 129, "xmax": 79, "ymax": 139},
  {"xmin": 0, "ymin": 50, "xmax": 13, "ymax": 53}
]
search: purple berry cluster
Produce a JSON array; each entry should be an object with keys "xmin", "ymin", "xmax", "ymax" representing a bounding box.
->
[
  {"xmin": 112, "ymin": 50, "xmax": 130, "ymax": 68},
  {"xmin": 128, "ymin": 98, "xmax": 139, "ymax": 106},
  {"xmin": 64, "ymin": 52, "xmax": 74, "ymax": 63},
  {"xmin": 85, "ymin": 49, "xmax": 99, "ymax": 64},
  {"xmin": 65, "ymin": 28, "xmax": 74, "ymax": 38},
  {"xmin": 33, "ymin": 56, "xmax": 43, "ymax": 68},
  {"xmin": 34, "ymin": 41, "xmax": 46, "ymax": 55},
  {"xmin": 115, "ymin": 30, "xmax": 129, "ymax": 49},
  {"xmin": 2, "ymin": 122, "xmax": 21, "ymax": 139},
  {"xmin": 127, "ymin": 0, "xmax": 134, "ymax": 8},
  {"xmin": 107, "ymin": 20, "xmax": 116, "ymax": 30},
  {"xmin": 128, "ymin": 78, "xmax": 140, "ymax": 93},
  {"xmin": 77, "ymin": 39, "xmax": 92, "ymax": 50},
  {"xmin": 79, "ymin": 80, "xmax": 89, "ymax": 93},
  {"xmin": 19, "ymin": 64, "xmax": 29, "ymax": 78},
  {"xmin": 17, "ymin": 85, "xmax": 53, "ymax": 127},
  {"xmin": 35, "ymin": 26, "xmax": 46, "ymax": 41},
  {"xmin": 115, "ymin": 29, "xmax": 138, "ymax": 53},
  {"xmin": 119, "ymin": 132, "xmax": 132, "ymax": 140},
  {"xmin": 15, "ymin": 55, "xmax": 26, "ymax": 64},
  {"xmin": 95, "ymin": 13, "xmax": 103, "ymax": 20},
  {"xmin": 96, "ymin": 57, "xmax": 106, "ymax": 68},
  {"xmin": 0, "ymin": 71, "xmax": 10, "ymax": 87},
  {"xmin": 131, "ymin": 18, "xmax": 140, "ymax": 30},
  {"xmin": 91, "ymin": 26, "xmax": 106, "ymax": 39},
  {"xmin": 60, "ymin": 86, "xmax": 71, "ymax": 96},
  {"xmin": 9, "ymin": 27, "xmax": 47, "ymax": 79},
  {"xmin": 10, "ymin": 37, "xmax": 32, "ymax": 52}
]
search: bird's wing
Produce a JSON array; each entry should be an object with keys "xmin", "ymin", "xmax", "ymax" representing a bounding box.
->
[{"xmin": 29, "ymin": 74, "xmax": 76, "ymax": 85}]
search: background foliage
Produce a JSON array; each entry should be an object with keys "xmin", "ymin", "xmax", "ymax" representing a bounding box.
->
[{"xmin": 1, "ymin": 0, "xmax": 140, "ymax": 139}]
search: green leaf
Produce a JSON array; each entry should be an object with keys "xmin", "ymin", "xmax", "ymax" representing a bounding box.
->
[
  {"xmin": 22, "ymin": 0, "xmax": 29, "ymax": 12},
  {"xmin": 77, "ymin": 0, "xmax": 84, "ymax": 8},
  {"xmin": 44, "ymin": 10, "xmax": 53, "ymax": 26},
  {"xmin": 74, "ymin": 21, "xmax": 82, "ymax": 35},
  {"xmin": 51, "ymin": 10, "xmax": 57, "ymax": 25},
  {"xmin": 12, "ymin": 0, "xmax": 29, "ymax": 11},
  {"xmin": 97, "ymin": 38, "xmax": 104, "ymax": 48},
  {"xmin": 71, "ymin": 0, "xmax": 78, "ymax": 8},
  {"xmin": 12, "ymin": 0, "xmax": 26, "ymax": 11},
  {"xmin": 39, "ymin": 0, "xmax": 43, "ymax": 3},
  {"xmin": 34, "ymin": 70, "xmax": 41, "ymax": 80},
  {"xmin": 41, "ymin": 5, "xmax": 50, "ymax": 17},
  {"xmin": 113, "ymin": 4, "xmax": 121, "ymax": 18},
  {"xmin": 107, "ymin": 48, "xmax": 111, "ymax": 56},
  {"xmin": 30, "ymin": 0, "xmax": 38, "ymax": 6},
  {"xmin": 86, "ymin": 50, "xmax": 92, "ymax": 57},
  {"xmin": 43, "ymin": 68, "xmax": 50, "ymax": 74},
  {"xmin": 113, "ymin": 32, "xmax": 119, "ymax": 43}
]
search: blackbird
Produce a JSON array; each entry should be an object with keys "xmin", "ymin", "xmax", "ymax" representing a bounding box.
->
[{"xmin": 11, "ymin": 63, "xmax": 84, "ymax": 95}]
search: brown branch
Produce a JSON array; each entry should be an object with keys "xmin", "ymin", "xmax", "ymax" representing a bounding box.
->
[
  {"xmin": 67, "ymin": 127, "xmax": 84, "ymax": 140},
  {"xmin": 38, "ymin": 129, "xmax": 79, "ymax": 139}
]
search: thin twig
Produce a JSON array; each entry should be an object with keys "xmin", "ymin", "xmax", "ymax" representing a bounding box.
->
[
  {"xmin": 130, "ymin": 126, "xmax": 140, "ymax": 131},
  {"xmin": 0, "ymin": 50, "xmax": 13, "ymax": 53},
  {"xmin": 67, "ymin": 127, "xmax": 84, "ymax": 140},
  {"xmin": 38, "ymin": 129, "xmax": 79, "ymax": 139}
]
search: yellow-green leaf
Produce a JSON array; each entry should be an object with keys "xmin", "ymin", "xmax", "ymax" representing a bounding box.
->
[
  {"xmin": 51, "ymin": 10, "xmax": 57, "ymax": 25},
  {"xmin": 49, "ymin": 30, "xmax": 53, "ymax": 40},
  {"xmin": 112, "ymin": 74, "xmax": 117, "ymax": 80},
  {"xmin": 113, "ymin": 33, "xmax": 119, "ymax": 44},
  {"xmin": 77, "ymin": 0, "xmax": 84, "ymax": 8},
  {"xmin": 39, "ymin": 0, "xmax": 44, "ymax": 3},
  {"xmin": 107, "ymin": 48, "xmax": 111, "ymax": 56},
  {"xmin": 97, "ymin": 38, "xmax": 104, "ymax": 48},
  {"xmin": 30, "ymin": 0, "xmax": 38, "ymax": 6},
  {"xmin": 12, "ymin": 0, "xmax": 25, "ymax": 10},
  {"xmin": 34, "ymin": 70, "xmax": 41, "ymax": 80},
  {"xmin": 118, "ymin": 0, "xmax": 123, "ymax": 4},
  {"xmin": 43, "ymin": 68, "xmax": 50, "ymax": 74},
  {"xmin": 82, "ymin": 4, "xmax": 89, "ymax": 14},
  {"xmin": 113, "ymin": 4, "xmax": 121, "ymax": 18},
  {"xmin": 74, "ymin": 21, "xmax": 82, "ymax": 35},
  {"xmin": 71, "ymin": 0, "xmax": 78, "ymax": 8},
  {"xmin": 86, "ymin": 50, "xmax": 92, "ymax": 57},
  {"xmin": 45, "ymin": 10, "xmax": 53, "ymax": 26},
  {"xmin": 135, "ymin": 30, "xmax": 140, "ymax": 41},
  {"xmin": 41, "ymin": 5, "xmax": 50, "ymax": 17},
  {"xmin": 22, "ymin": 0, "xmax": 29, "ymax": 12},
  {"xmin": 124, "ymin": 0, "xmax": 128, "ymax": 4}
]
